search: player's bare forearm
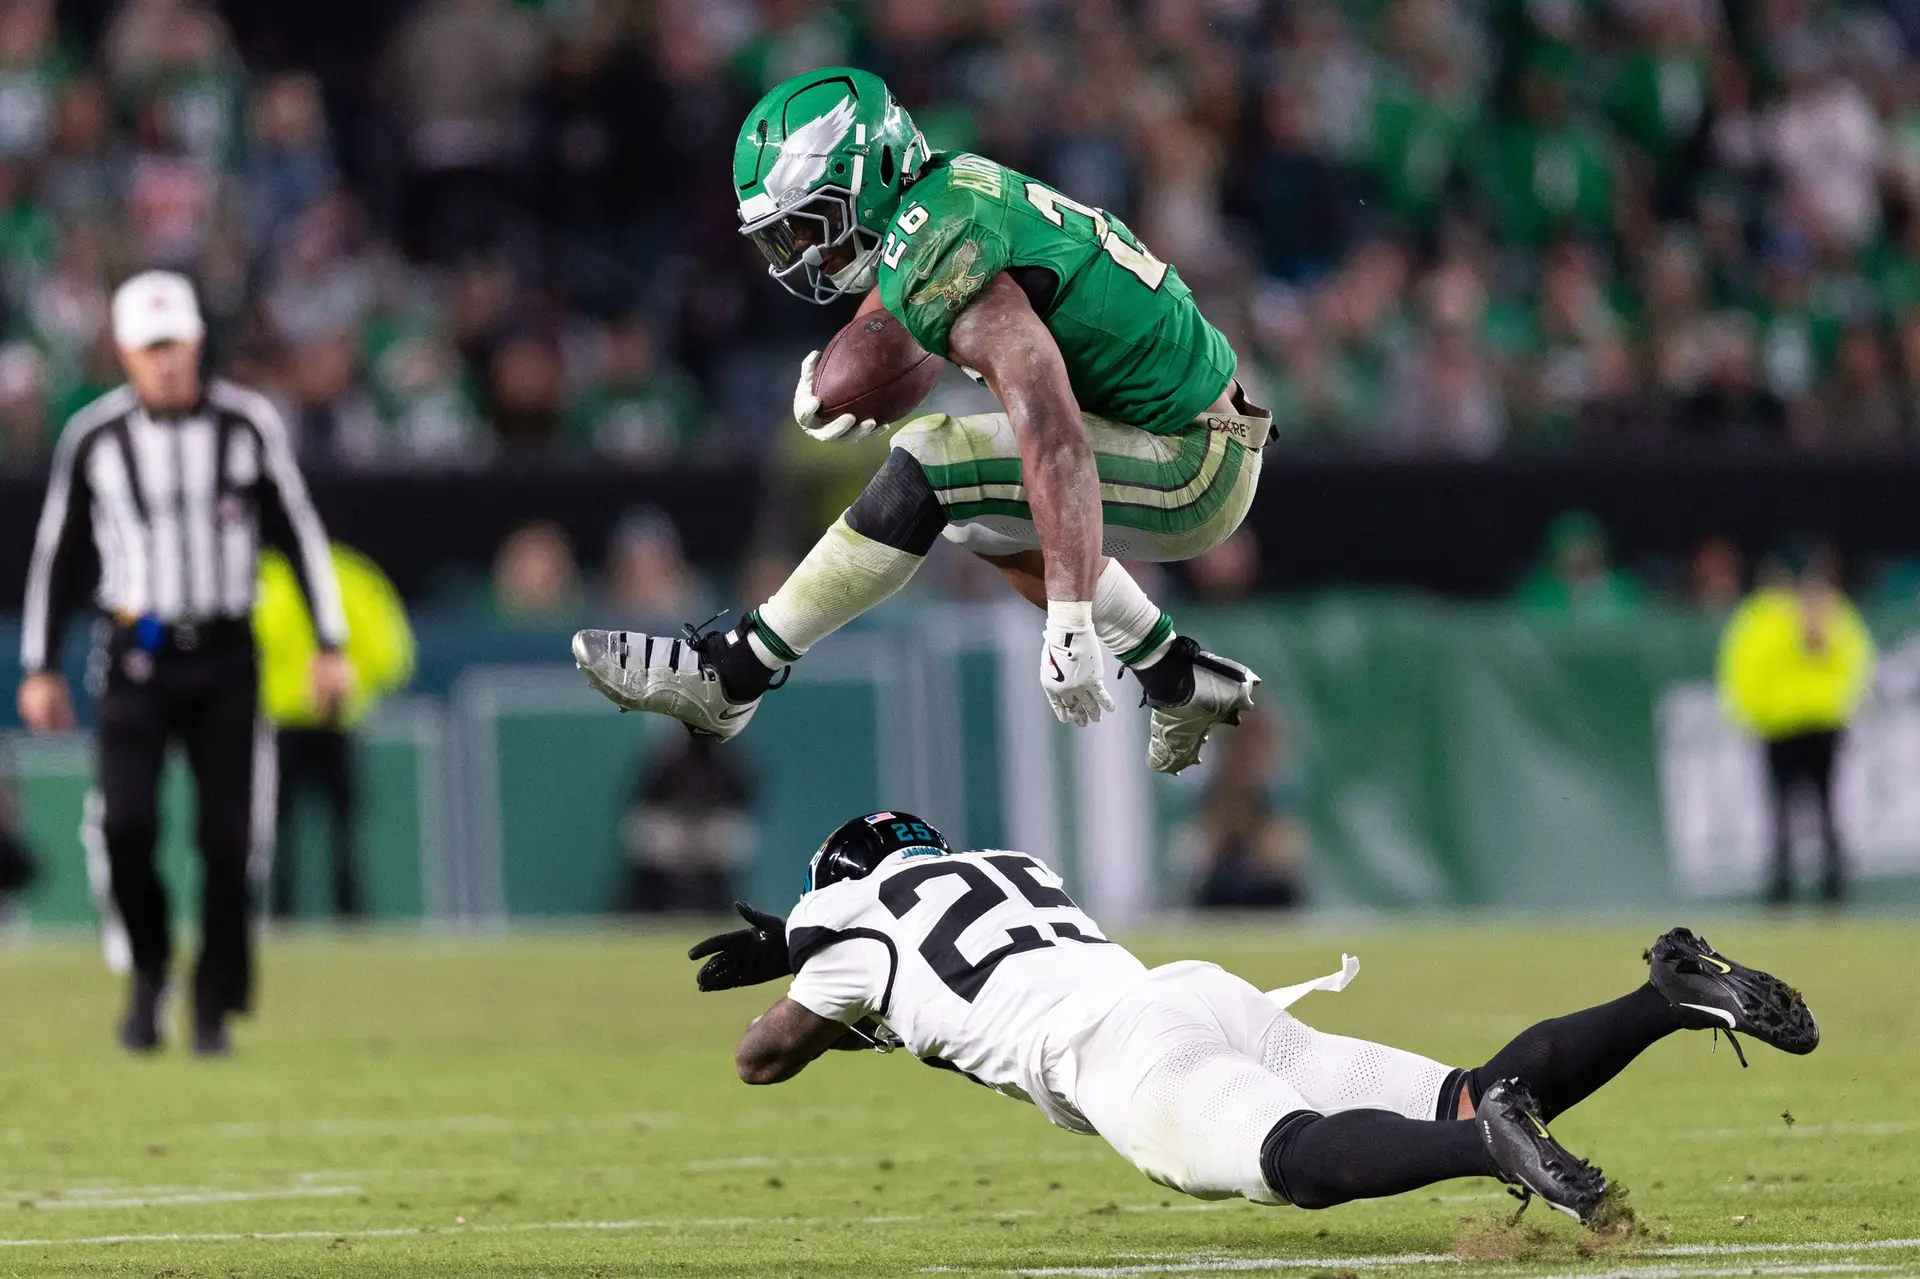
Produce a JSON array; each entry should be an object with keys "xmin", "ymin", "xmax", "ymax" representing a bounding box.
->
[
  {"xmin": 734, "ymin": 997, "xmax": 853, "ymax": 1085},
  {"xmin": 947, "ymin": 274, "xmax": 1101, "ymax": 601},
  {"xmin": 1019, "ymin": 417, "xmax": 1102, "ymax": 602}
]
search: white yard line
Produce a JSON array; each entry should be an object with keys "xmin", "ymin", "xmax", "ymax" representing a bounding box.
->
[
  {"xmin": 1649, "ymin": 1242, "xmax": 1920, "ymax": 1258},
  {"xmin": 1679, "ymin": 1122, "xmax": 1919, "ymax": 1141},
  {"xmin": 1121, "ymin": 1203, "xmax": 1234, "ymax": 1214},
  {"xmin": 0, "ymin": 1174, "xmax": 367, "ymax": 1212},
  {"xmin": 27, "ymin": 1186, "xmax": 362, "ymax": 1211},
  {"xmin": 1002, "ymin": 1262, "xmax": 1920, "ymax": 1279},
  {"xmin": 0, "ymin": 1213, "xmax": 925, "ymax": 1249},
  {"xmin": 0, "ymin": 1228, "xmax": 428, "ymax": 1248},
  {"xmin": 1512, "ymin": 1259, "xmax": 1904, "ymax": 1267},
  {"xmin": 3, "ymin": 1214, "xmax": 1918, "ymax": 1277},
  {"xmin": 990, "ymin": 1246, "xmax": 1920, "ymax": 1279},
  {"xmin": 681, "ymin": 1148, "xmax": 1110, "ymax": 1173},
  {"xmin": 200, "ymin": 1112, "xmax": 686, "ymax": 1140},
  {"xmin": 1000, "ymin": 1254, "xmax": 1459, "ymax": 1276}
]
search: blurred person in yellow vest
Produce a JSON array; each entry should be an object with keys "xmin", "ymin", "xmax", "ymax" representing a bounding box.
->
[
  {"xmin": 1717, "ymin": 540, "xmax": 1875, "ymax": 905},
  {"xmin": 255, "ymin": 544, "xmax": 414, "ymax": 919}
]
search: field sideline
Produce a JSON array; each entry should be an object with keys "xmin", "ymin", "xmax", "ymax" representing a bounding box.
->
[{"xmin": 0, "ymin": 919, "xmax": 1913, "ymax": 1278}]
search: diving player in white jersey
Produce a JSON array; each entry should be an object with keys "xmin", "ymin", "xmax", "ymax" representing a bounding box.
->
[{"xmin": 691, "ymin": 813, "xmax": 1820, "ymax": 1225}]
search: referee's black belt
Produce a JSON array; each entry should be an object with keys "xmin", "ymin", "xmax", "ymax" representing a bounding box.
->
[{"xmin": 107, "ymin": 613, "xmax": 253, "ymax": 654}]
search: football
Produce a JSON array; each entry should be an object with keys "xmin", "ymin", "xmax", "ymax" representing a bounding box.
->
[{"xmin": 812, "ymin": 309, "xmax": 943, "ymax": 425}]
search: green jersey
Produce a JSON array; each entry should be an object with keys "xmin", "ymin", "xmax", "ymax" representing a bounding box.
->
[{"xmin": 875, "ymin": 153, "xmax": 1236, "ymax": 436}]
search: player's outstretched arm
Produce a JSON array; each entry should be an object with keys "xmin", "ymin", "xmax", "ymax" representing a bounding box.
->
[
  {"xmin": 947, "ymin": 273, "xmax": 1099, "ymax": 602},
  {"xmin": 688, "ymin": 902, "xmax": 791, "ymax": 991},
  {"xmin": 948, "ymin": 273, "xmax": 1114, "ymax": 726},
  {"xmin": 735, "ymin": 997, "xmax": 853, "ymax": 1085}
]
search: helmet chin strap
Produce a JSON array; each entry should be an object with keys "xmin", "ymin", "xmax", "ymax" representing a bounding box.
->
[{"xmin": 829, "ymin": 243, "xmax": 880, "ymax": 293}]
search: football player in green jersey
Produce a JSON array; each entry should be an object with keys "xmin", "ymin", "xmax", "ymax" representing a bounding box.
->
[{"xmin": 573, "ymin": 67, "xmax": 1271, "ymax": 774}]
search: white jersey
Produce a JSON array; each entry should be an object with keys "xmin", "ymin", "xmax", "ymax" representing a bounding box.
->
[{"xmin": 785, "ymin": 848, "xmax": 1149, "ymax": 1126}]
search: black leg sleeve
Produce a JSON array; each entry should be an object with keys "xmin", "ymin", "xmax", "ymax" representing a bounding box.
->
[
  {"xmin": 95, "ymin": 678, "xmax": 172, "ymax": 979},
  {"xmin": 179, "ymin": 650, "xmax": 261, "ymax": 1015},
  {"xmin": 1261, "ymin": 1111, "xmax": 1498, "ymax": 1209},
  {"xmin": 1468, "ymin": 982, "xmax": 1685, "ymax": 1120}
]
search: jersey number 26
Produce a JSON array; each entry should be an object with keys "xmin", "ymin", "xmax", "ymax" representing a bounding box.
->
[{"xmin": 1022, "ymin": 182, "xmax": 1168, "ymax": 291}]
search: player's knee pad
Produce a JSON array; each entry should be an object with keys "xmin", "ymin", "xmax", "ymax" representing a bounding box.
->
[
  {"xmin": 1257, "ymin": 1110, "xmax": 1326, "ymax": 1207},
  {"xmin": 845, "ymin": 447, "xmax": 946, "ymax": 555}
]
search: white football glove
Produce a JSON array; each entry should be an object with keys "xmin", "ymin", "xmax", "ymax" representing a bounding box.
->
[
  {"xmin": 1040, "ymin": 617, "xmax": 1115, "ymax": 728},
  {"xmin": 793, "ymin": 350, "xmax": 885, "ymax": 445}
]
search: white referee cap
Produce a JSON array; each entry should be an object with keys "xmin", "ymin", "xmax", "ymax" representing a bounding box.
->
[{"xmin": 112, "ymin": 271, "xmax": 205, "ymax": 350}]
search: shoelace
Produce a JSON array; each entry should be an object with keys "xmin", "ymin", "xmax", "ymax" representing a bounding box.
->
[
  {"xmin": 1656, "ymin": 936, "xmax": 1754, "ymax": 1068},
  {"xmin": 680, "ymin": 609, "xmax": 730, "ymax": 648},
  {"xmin": 678, "ymin": 611, "xmax": 789, "ymax": 689}
]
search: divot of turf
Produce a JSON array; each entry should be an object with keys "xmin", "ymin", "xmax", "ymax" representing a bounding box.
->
[
  {"xmin": 1589, "ymin": 1178, "xmax": 1645, "ymax": 1238},
  {"xmin": 1451, "ymin": 1213, "xmax": 1556, "ymax": 1263}
]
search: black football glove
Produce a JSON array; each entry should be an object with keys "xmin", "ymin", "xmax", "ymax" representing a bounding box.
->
[{"xmin": 688, "ymin": 902, "xmax": 790, "ymax": 992}]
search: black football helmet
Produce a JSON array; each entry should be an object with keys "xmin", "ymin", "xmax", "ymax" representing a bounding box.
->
[{"xmin": 805, "ymin": 811, "xmax": 951, "ymax": 891}]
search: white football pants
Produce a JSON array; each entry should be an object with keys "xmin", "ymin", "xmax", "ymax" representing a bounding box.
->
[{"xmin": 1064, "ymin": 961, "xmax": 1456, "ymax": 1203}]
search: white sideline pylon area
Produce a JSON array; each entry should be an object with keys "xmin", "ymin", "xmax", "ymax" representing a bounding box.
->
[
  {"xmin": 994, "ymin": 601, "xmax": 1154, "ymax": 924},
  {"xmin": 1070, "ymin": 649, "xmax": 1154, "ymax": 926}
]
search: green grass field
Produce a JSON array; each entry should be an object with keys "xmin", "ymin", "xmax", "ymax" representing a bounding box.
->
[{"xmin": 0, "ymin": 918, "xmax": 1914, "ymax": 1278}]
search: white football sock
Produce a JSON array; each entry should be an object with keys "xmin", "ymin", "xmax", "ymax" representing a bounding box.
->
[
  {"xmin": 747, "ymin": 515, "xmax": 923, "ymax": 669},
  {"xmin": 1093, "ymin": 559, "xmax": 1176, "ymax": 668}
]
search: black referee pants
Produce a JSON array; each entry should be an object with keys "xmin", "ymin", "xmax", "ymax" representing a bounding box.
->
[
  {"xmin": 270, "ymin": 727, "xmax": 359, "ymax": 919},
  {"xmin": 94, "ymin": 623, "xmax": 262, "ymax": 1015},
  {"xmin": 1764, "ymin": 728, "xmax": 1845, "ymax": 904}
]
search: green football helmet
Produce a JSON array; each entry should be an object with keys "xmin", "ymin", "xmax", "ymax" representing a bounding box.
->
[{"xmin": 735, "ymin": 67, "xmax": 929, "ymax": 304}]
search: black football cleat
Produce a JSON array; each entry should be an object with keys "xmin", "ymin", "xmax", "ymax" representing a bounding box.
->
[
  {"xmin": 1478, "ymin": 1078, "xmax": 1607, "ymax": 1226},
  {"xmin": 1647, "ymin": 927, "xmax": 1818, "ymax": 1060},
  {"xmin": 118, "ymin": 972, "xmax": 166, "ymax": 1053}
]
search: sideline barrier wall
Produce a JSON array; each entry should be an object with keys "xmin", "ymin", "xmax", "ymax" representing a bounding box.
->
[{"xmin": 5, "ymin": 597, "xmax": 1919, "ymax": 928}]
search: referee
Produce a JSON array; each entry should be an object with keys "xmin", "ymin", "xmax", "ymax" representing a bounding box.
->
[{"xmin": 15, "ymin": 271, "xmax": 349, "ymax": 1055}]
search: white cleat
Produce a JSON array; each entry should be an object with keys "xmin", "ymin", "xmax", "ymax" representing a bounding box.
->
[
  {"xmin": 571, "ymin": 628, "xmax": 761, "ymax": 740},
  {"xmin": 1146, "ymin": 638, "xmax": 1260, "ymax": 775}
]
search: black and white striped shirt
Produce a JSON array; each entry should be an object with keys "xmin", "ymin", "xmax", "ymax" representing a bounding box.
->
[{"xmin": 20, "ymin": 379, "xmax": 347, "ymax": 672}]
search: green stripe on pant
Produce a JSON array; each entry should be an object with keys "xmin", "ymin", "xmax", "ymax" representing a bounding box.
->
[{"xmin": 941, "ymin": 440, "xmax": 1246, "ymax": 537}]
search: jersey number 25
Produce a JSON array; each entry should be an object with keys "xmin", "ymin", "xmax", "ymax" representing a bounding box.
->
[{"xmin": 879, "ymin": 854, "xmax": 1107, "ymax": 1002}]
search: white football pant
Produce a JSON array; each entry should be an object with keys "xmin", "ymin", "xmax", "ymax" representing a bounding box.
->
[{"xmin": 1062, "ymin": 962, "xmax": 1456, "ymax": 1203}]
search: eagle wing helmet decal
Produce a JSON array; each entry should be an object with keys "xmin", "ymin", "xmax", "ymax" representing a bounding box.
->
[{"xmin": 763, "ymin": 96, "xmax": 859, "ymax": 206}]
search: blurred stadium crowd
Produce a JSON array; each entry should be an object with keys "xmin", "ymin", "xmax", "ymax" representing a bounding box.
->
[{"xmin": 7, "ymin": 0, "xmax": 1920, "ymax": 470}]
